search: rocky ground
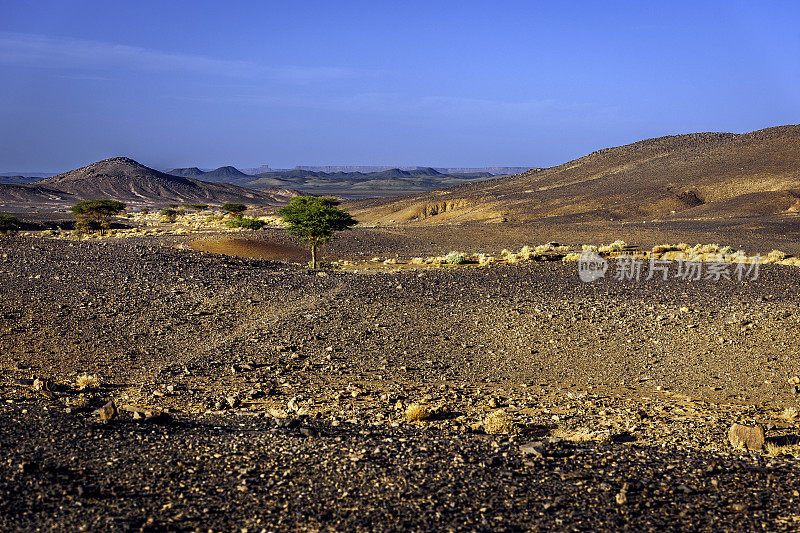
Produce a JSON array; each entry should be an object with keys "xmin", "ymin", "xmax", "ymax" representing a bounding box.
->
[{"xmin": 2, "ymin": 229, "xmax": 800, "ymax": 531}]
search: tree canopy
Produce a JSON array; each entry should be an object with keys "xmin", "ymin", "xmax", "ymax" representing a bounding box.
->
[
  {"xmin": 0, "ymin": 214, "xmax": 20, "ymax": 235},
  {"xmin": 278, "ymin": 196, "xmax": 357, "ymax": 268},
  {"xmin": 221, "ymin": 203, "xmax": 247, "ymax": 215},
  {"xmin": 70, "ymin": 199, "xmax": 126, "ymax": 235}
]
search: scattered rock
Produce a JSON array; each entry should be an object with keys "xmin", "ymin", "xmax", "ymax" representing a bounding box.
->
[
  {"xmin": 519, "ymin": 441, "xmax": 544, "ymax": 458},
  {"xmin": 96, "ymin": 400, "xmax": 118, "ymax": 421}
]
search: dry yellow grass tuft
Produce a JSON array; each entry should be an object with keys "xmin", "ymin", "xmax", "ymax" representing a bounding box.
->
[
  {"xmin": 598, "ymin": 240, "xmax": 627, "ymax": 254},
  {"xmin": 551, "ymin": 428, "xmax": 610, "ymax": 443},
  {"xmin": 405, "ymin": 403, "xmax": 430, "ymax": 422},
  {"xmin": 76, "ymin": 373, "xmax": 99, "ymax": 390},
  {"xmin": 484, "ymin": 409, "xmax": 514, "ymax": 434},
  {"xmin": 764, "ymin": 249, "xmax": 788, "ymax": 264},
  {"xmin": 764, "ymin": 441, "xmax": 800, "ymax": 457}
]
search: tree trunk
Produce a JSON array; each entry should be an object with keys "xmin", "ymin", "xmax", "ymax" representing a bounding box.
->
[{"xmin": 311, "ymin": 243, "xmax": 317, "ymax": 269}]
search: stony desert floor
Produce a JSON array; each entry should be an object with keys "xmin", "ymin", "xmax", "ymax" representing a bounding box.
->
[{"xmin": 2, "ymin": 227, "xmax": 800, "ymax": 532}]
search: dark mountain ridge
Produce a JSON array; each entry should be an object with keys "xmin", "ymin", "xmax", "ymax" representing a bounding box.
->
[
  {"xmin": 165, "ymin": 165, "xmax": 498, "ymax": 197},
  {"xmin": 0, "ymin": 157, "xmax": 296, "ymax": 208}
]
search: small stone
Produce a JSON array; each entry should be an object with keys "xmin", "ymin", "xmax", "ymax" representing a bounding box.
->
[
  {"xmin": 299, "ymin": 427, "xmax": 318, "ymax": 437},
  {"xmin": 728, "ymin": 423, "xmax": 765, "ymax": 451},
  {"xmin": 287, "ymin": 397, "xmax": 300, "ymax": 413},
  {"xmin": 144, "ymin": 412, "xmax": 172, "ymax": 424},
  {"xmin": 519, "ymin": 442, "xmax": 544, "ymax": 458},
  {"xmin": 96, "ymin": 400, "xmax": 118, "ymax": 421}
]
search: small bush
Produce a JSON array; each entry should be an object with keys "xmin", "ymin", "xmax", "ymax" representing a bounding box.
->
[
  {"xmin": 76, "ymin": 373, "xmax": 99, "ymax": 390},
  {"xmin": 652, "ymin": 244, "xmax": 678, "ymax": 254},
  {"xmin": 765, "ymin": 250, "xmax": 787, "ymax": 263},
  {"xmin": 183, "ymin": 203, "xmax": 209, "ymax": 211},
  {"xmin": 599, "ymin": 240, "xmax": 627, "ymax": 254},
  {"xmin": 225, "ymin": 217, "xmax": 266, "ymax": 230},
  {"xmin": 221, "ymin": 202, "xmax": 247, "ymax": 215},
  {"xmin": 159, "ymin": 208, "xmax": 178, "ymax": 223},
  {"xmin": 0, "ymin": 214, "xmax": 20, "ymax": 235},
  {"xmin": 405, "ymin": 403, "xmax": 430, "ymax": 422},
  {"xmin": 484, "ymin": 409, "xmax": 513, "ymax": 434},
  {"xmin": 443, "ymin": 251, "xmax": 467, "ymax": 264}
]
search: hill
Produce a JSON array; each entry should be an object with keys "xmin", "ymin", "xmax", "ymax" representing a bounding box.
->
[
  {"xmin": 246, "ymin": 167, "xmax": 496, "ymax": 197},
  {"xmin": 349, "ymin": 125, "xmax": 800, "ymax": 224},
  {"xmin": 167, "ymin": 165, "xmax": 499, "ymax": 197},
  {"xmin": 0, "ymin": 157, "xmax": 297, "ymax": 209},
  {"xmin": 0, "ymin": 175, "xmax": 41, "ymax": 185},
  {"xmin": 166, "ymin": 167, "xmax": 206, "ymax": 178}
]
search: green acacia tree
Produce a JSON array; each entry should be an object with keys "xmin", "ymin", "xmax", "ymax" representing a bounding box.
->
[
  {"xmin": 0, "ymin": 214, "xmax": 20, "ymax": 235},
  {"xmin": 221, "ymin": 203, "xmax": 247, "ymax": 217},
  {"xmin": 70, "ymin": 199, "xmax": 126, "ymax": 235},
  {"xmin": 278, "ymin": 196, "xmax": 357, "ymax": 268}
]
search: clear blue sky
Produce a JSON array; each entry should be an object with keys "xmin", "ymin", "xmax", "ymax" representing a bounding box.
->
[{"xmin": 1, "ymin": 1, "xmax": 799, "ymax": 172}]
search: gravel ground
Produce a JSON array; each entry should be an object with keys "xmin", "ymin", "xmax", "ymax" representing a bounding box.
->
[{"xmin": 2, "ymin": 232, "xmax": 800, "ymax": 531}]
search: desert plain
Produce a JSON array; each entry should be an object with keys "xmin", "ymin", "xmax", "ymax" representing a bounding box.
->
[{"xmin": 2, "ymin": 127, "xmax": 800, "ymax": 531}]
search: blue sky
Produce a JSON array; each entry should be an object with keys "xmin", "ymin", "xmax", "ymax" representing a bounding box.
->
[{"xmin": 1, "ymin": 1, "xmax": 799, "ymax": 172}]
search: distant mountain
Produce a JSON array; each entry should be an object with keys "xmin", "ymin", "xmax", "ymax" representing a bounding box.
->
[
  {"xmin": 0, "ymin": 157, "xmax": 297, "ymax": 208},
  {"xmin": 0, "ymin": 175, "xmax": 41, "ymax": 185},
  {"xmin": 293, "ymin": 165, "xmax": 529, "ymax": 175},
  {"xmin": 348, "ymin": 124, "xmax": 800, "ymax": 225},
  {"xmin": 245, "ymin": 167, "xmax": 498, "ymax": 197},
  {"xmin": 241, "ymin": 165, "xmax": 273, "ymax": 175},
  {"xmin": 167, "ymin": 167, "xmax": 206, "ymax": 178},
  {"xmin": 167, "ymin": 165, "xmax": 253, "ymax": 185},
  {"xmin": 164, "ymin": 164, "xmax": 501, "ymax": 198}
]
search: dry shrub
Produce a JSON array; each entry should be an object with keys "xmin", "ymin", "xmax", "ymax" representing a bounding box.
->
[
  {"xmin": 518, "ymin": 245, "xmax": 534, "ymax": 260},
  {"xmin": 475, "ymin": 253, "xmax": 495, "ymax": 265},
  {"xmin": 764, "ymin": 250, "xmax": 787, "ymax": 264},
  {"xmin": 651, "ymin": 244, "xmax": 678, "ymax": 254},
  {"xmin": 484, "ymin": 409, "xmax": 514, "ymax": 434},
  {"xmin": 551, "ymin": 428, "xmax": 610, "ymax": 443},
  {"xmin": 405, "ymin": 403, "xmax": 430, "ymax": 422},
  {"xmin": 443, "ymin": 251, "xmax": 467, "ymax": 264},
  {"xmin": 764, "ymin": 441, "xmax": 800, "ymax": 457},
  {"xmin": 76, "ymin": 373, "xmax": 99, "ymax": 390},
  {"xmin": 598, "ymin": 240, "xmax": 627, "ymax": 254}
]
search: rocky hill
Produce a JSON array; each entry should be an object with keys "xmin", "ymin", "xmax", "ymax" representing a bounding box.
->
[
  {"xmin": 245, "ymin": 167, "xmax": 495, "ymax": 197},
  {"xmin": 0, "ymin": 157, "xmax": 296, "ymax": 209},
  {"xmin": 166, "ymin": 165, "xmax": 500, "ymax": 197},
  {"xmin": 167, "ymin": 165, "xmax": 251, "ymax": 184},
  {"xmin": 349, "ymin": 125, "xmax": 800, "ymax": 224}
]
